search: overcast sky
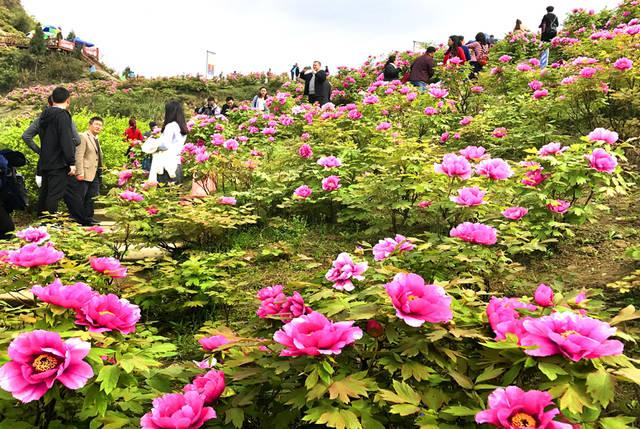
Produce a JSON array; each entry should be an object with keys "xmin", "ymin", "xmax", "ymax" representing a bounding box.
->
[{"xmin": 22, "ymin": 0, "xmax": 620, "ymax": 77}]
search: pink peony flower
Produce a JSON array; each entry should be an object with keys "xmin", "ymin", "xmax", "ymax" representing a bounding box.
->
[
  {"xmin": 321, "ymin": 175, "xmax": 341, "ymax": 191},
  {"xmin": 257, "ymin": 286, "xmax": 310, "ymax": 321},
  {"xmin": 363, "ymin": 95, "xmax": 379, "ymax": 104},
  {"xmin": 140, "ymin": 391, "xmax": 216, "ymax": 429},
  {"xmin": 261, "ymin": 127, "xmax": 276, "ymax": 136},
  {"xmin": 7, "ymin": 242, "xmax": 64, "ymax": 267},
  {"xmin": 406, "ymin": 92, "xmax": 417, "ymax": 102},
  {"xmin": 0, "ymin": 330, "xmax": 93, "ymax": 403},
  {"xmin": 451, "ymin": 186, "xmax": 486, "ymax": 206},
  {"xmin": 183, "ymin": 370, "xmax": 225, "ymax": 404},
  {"xmin": 471, "ymin": 85, "xmax": 484, "ymax": 93},
  {"xmin": 459, "ymin": 116, "xmax": 473, "ymax": 126},
  {"xmin": 119, "ymin": 190, "xmax": 144, "ymax": 202},
  {"xmin": 218, "ymin": 196, "xmax": 237, "ymax": 205},
  {"xmin": 90, "ymin": 256, "xmax": 127, "ymax": 278},
  {"xmin": 372, "ymin": 235, "xmax": 415, "ymax": 261},
  {"xmin": 423, "ymin": 107, "xmax": 439, "ymax": 115},
  {"xmin": 499, "ymin": 55, "xmax": 512, "ymax": 63},
  {"xmin": 561, "ymin": 76, "xmax": 577, "ymax": 85},
  {"xmin": 273, "ymin": 311, "xmax": 362, "ymax": 356},
  {"xmin": 298, "ymin": 143, "xmax": 313, "ymax": 159},
  {"xmin": 579, "ymin": 67, "xmax": 597, "ymax": 78},
  {"xmin": 16, "ymin": 226, "xmax": 49, "ymax": 244},
  {"xmin": 517, "ymin": 63, "xmax": 533, "ymax": 72},
  {"xmin": 528, "ymin": 80, "xmax": 543, "ymax": 91},
  {"xmin": 450, "ymin": 222, "xmax": 497, "ymax": 245},
  {"xmin": 533, "ymin": 89, "xmax": 549, "ymax": 99},
  {"xmin": 428, "ymin": 87, "xmax": 449, "ymax": 99},
  {"xmin": 86, "ymin": 225, "xmax": 105, "ymax": 234},
  {"xmin": 317, "ymin": 155, "xmax": 342, "ymax": 169},
  {"xmin": 347, "ymin": 109, "xmax": 362, "ymax": 120},
  {"xmin": 487, "ymin": 297, "xmax": 537, "ymax": 341},
  {"xmin": 199, "ymin": 335, "xmax": 231, "ymax": 351},
  {"xmin": 293, "ymin": 185, "xmax": 312, "ymax": 199},
  {"xmin": 538, "ymin": 142, "xmax": 567, "ymax": 156},
  {"xmin": 440, "ymin": 132, "xmax": 450, "ymax": 143},
  {"xmin": 613, "ymin": 57, "xmax": 633, "ymax": 71},
  {"xmin": 522, "ymin": 169, "xmax": 550, "ymax": 187},
  {"xmin": 476, "ymin": 158, "xmax": 514, "ymax": 180},
  {"xmin": 547, "ymin": 199, "xmax": 571, "ymax": 214},
  {"xmin": 417, "ymin": 200, "xmax": 432, "ymax": 208},
  {"xmin": 492, "ymin": 127, "xmax": 508, "ymax": 138},
  {"xmin": 534, "ymin": 284, "xmax": 554, "ymax": 307},
  {"xmin": 449, "ymin": 56, "xmax": 463, "ymax": 65},
  {"xmin": 31, "ymin": 278, "xmax": 95, "ymax": 310},
  {"xmin": 325, "ymin": 252, "xmax": 368, "ymax": 291},
  {"xmin": 366, "ymin": 320, "xmax": 384, "ymax": 337},
  {"xmin": 520, "ymin": 312, "xmax": 624, "ymax": 361},
  {"xmin": 223, "ymin": 139, "xmax": 239, "ymax": 151},
  {"xmin": 376, "ymin": 122, "xmax": 392, "ymax": 131},
  {"xmin": 75, "ymin": 293, "xmax": 140, "ymax": 334},
  {"xmin": 146, "ymin": 206, "xmax": 159, "ymax": 215},
  {"xmin": 117, "ymin": 170, "xmax": 133, "ymax": 186},
  {"xmin": 384, "ymin": 273, "xmax": 452, "ymax": 327},
  {"xmin": 502, "ymin": 207, "xmax": 528, "ymax": 220},
  {"xmin": 142, "ymin": 181, "xmax": 158, "ymax": 190},
  {"xmin": 476, "ymin": 386, "xmax": 572, "ymax": 429},
  {"xmin": 586, "ymin": 148, "xmax": 617, "ymax": 173},
  {"xmin": 588, "ymin": 128, "xmax": 618, "ymax": 144},
  {"xmin": 434, "ymin": 154, "xmax": 473, "ymax": 179},
  {"xmin": 459, "ymin": 146, "xmax": 487, "ymax": 161}
]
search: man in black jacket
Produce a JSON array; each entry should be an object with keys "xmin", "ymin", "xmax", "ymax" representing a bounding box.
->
[
  {"xmin": 299, "ymin": 61, "xmax": 331, "ymax": 106},
  {"xmin": 37, "ymin": 87, "xmax": 76, "ymax": 216},
  {"xmin": 539, "ymin": 6, "xmax": 560, "ymax": 42}
]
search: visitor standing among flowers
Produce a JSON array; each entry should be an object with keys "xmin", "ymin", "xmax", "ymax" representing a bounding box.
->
[
  {"xmin": 144, "ymin": 101, "xmax": 188, "ymax": 184},
  {"xmin": 251, "ymin": 87, "xmax": 269, "ymax": 111},
  {"xmin": 443, "ymin": 36, "xmax": 466, "ymax": 65},
  {"xmin": 383, "ymin": 54, "xmax": 400, "ymax": 81},
  {"xmin": 124, "ymin": 118, "xmax": 143, "ymax": 142},
  {"xmin": 290, "ymin": 63, "xmax": 300, "ymax": 80},
  {"xmin": 300, "ymin": 61, "xmax": 331, "ymax": 106},
  {"xmin": 408, "ymin": 47, "xmax": 437, "ymax": 89},
  {"xmin": 539, "ymin": 6, "xmax": 559, "ymax": 42}
]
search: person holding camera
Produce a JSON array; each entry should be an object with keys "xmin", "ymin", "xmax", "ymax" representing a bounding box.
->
[{"xmin": 299, "ymin": 60, "xmax": 331, "ymax": 106}]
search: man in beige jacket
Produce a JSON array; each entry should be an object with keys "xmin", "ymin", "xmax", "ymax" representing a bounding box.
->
[{"xmin": 64, "ymin": 116, "xmax": 104, "ymax": 225}]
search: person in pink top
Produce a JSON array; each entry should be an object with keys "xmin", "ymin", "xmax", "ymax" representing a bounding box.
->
[{"xmin": 466, "ymin": 32, "xmax": 490, "ymax": 77}]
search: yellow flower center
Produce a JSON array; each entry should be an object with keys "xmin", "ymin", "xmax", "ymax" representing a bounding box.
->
[
  {"xmin": 408, "ymin": 295, "xmax": 418, "ymax": 301},
  {"xmin": 510, "ymin": 412, "xmax": 537, "ymax": 428},
  {"xmin": 32, "ymin": 353, "xmax": 60, "ymax": 373},
  {"xmin": 561, "ymin": 330, "xmax": 578, "ymax": 338},
  {"xmin": 99, "ymin": 310, "xmax": 115, "ymax": 316}
]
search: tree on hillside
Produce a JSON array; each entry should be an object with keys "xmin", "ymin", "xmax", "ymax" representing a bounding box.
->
[
  {"xmin": 29, "ymin": 23, "xmax": 46, "ymax": 55},
  {"xmin": 66, "ymin": 30, "xmax": 76, "ymax": 41}
]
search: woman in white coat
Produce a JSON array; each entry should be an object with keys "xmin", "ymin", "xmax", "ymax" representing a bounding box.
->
[{"xmin": 144, "ymin": 101, "xmax": 189, "ymax": 184}]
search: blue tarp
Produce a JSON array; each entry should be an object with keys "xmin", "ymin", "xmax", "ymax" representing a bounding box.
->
[{"xmin": 73, "ymin": 37, "xmax": 94, "ymax": 47}]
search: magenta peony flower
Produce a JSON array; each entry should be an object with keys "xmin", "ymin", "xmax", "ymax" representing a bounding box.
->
[
  {"xmin": 183, "ymin": 370, "xmax": 225, "ymax": 404},
  {"xmin": 534, "ymin": 284, "xmax": 554, "ymax": 307},
  {"xmin": 451, "ymin": 186, "xmax": 486, "ymax": 206},
  {"xmin": 498, "ymin": 55, "xmax": 512, "ymax": 63},
  {"xmin": 579, "ymin": 67, "xmax": 597, "ymax": 78},
  {"xmin": 450, "ymin": 222, "xmax": 497, "ymax": 245},
  {"xmin": 459, "ymin": 116, "xmax": 473, "ymax": 126},
  {"xmin": 0, "ymin": 330, "xmax": 93, "ymax": 403},
  {"xmin": 325, "ymin": 252, "xmax": 368, "ymax": 291},
  {"xmin": 522, "ymin": 169, "xmax": 550, "ymax": 187},
  {"xmin": 459, "ymin": 146, "xmax": 487, "ymax": 161},
  {"xmin": 586, "ymin": 148, "xmax": 617, "ymax": 173},
  {"xmin": 363, "ymin": 95, "xmax": 379, "ymax": 104},
  {"xmin": 520, "ymin": 312, "xmax": 624, "ymax": 361},
  {"xmin": 613, "ymin": 57, "xmax": 633, "ymax": 71},
  {"xmin": 385, "ymin": 273, "xmax": 452, "ymax": 327},
  {"xmin": 424, "ymin": 106, "xmax": 439, "ymax": 115},
  {"xmin": 533, "ymin": 89, "xmax": 549, "ymax": 99},
  {"xmin": 376, "ymin": 122, "xmax": 392, "ymax": 131},
  {"xmin": 366, "ymin": 320, "xmax": 384, "ymax": 337},
  {"xmin": 16, "ymin": 226, "xmax": 49, "ymax": 244},
  {"xmin": 449, "ymin": 56, "xmax": 463, "ymax": 65},
  {"xmin": 256, "ymin": 286, "xmax": 310, "ymax": 320},
  {"xmin": 273, "ymin": 311, "xmax": 362, "ymax": 356},
  {"xmin": 199, "ymin": 335, "xmax": 231, "ymax": 351},
  {"xmin": 119, "ymin": 190, "xmax": 144, "ymax": 202},
  {"xmin": 117, "ymin": 170, "xmax": 133, "ymax": 187},
  {"xmin": 487, "ymin": 297, "xmax": 537, "ymax": 341},
  {"xmin": 538, "ymin": 142, "xmax": 567, "ymax": 157},
  {"xmin": 428, "ymin": 87, "xmax": 449, "ymax": 99},
  {"xmin": 31, "ymin": 278, "xmax": 96, "ymax": 310},
  {"xmin": 372, "ymin": 234, "xmax": 415, "ymax": 261},
  {"xmin": 476, "ymin": 386, "xmax": 572, "ymax": 429},
  {"xmin": 492, "ymin": 127, "xmax": 508, "ymax": 138},
  {"xmin": 502, "ymin": 207, "xmax": 528, "ymax": 220},
  {"xmin": 7, "ymin": 242, "xmax": 64, "ymax": 267},
  {"xmin": 261, "ymin": 127, "xmax": 276, "ymax": 136},
  {"xmin": 76, "ymin": 293, "xmax": 140, "ymax": 334},
  {"xmin": 86, "ymin": 225, "xmax": 105, "ymax": 234},
  {"xmin": 140, "ymin": 391, "xmax": 216, "ymax": 429},
  {"xmin": 90, "ymin": 256, "xmax": 127, "ymax": 278},
  {"xmin": 434, "ymin": 154, "xmax": 473, "ymax": 179},
  {"xmin": 321, "ymin": 175, "xmax": 341, "ymax": 191},
  {"xmin": 317, "ymin": 156, "xmax": 342, "ymax": 169},
  {"xmin": 298, "ymin": 143, "xmax": 313, "ymax": 159},
  {"xmin": 440, "ymin": 132, "xmax": 450, "ymax": 143},
  {"xmin": 146, "ymin": 206, "xmax": 159, "ymax": 215},
  {"xmin": 406, "ymin": 92, "xmax": 417, "ymax": 101},
  {"xmin": 223, "ymin": 139, "xmax": 239, "ymax": 151},
  {"xmin": 417, "ymin": 200, "xmax": 432, "ymax": 208},
  {"xmin": 476, "ymin": 158, "xmax": 514, "ymax": 180},
  {"xmin": 547, "ymin": 199, "xmax": 571, "ymax": 214},
  {"xmin": 528, "ymin": 80, "xmax": 543, "ymax": 91},
  {"xmin": 561, "ymin": 76, "xmax": 577, "ymax": 85},
  {"xmin": 517, "ymin": 63, "xmax": 533, "ymax": 72},
  {"xmin": 293, "ymin": 185, "xmax": 312, "ymax": 199},
  {"xmin": 218, "ymin": 196, "xmax": 237, "ymax": 205},
  {"xmin": 587, "ymin": 128, "xmax": 618, "ymax": 144},
  {"xmin": 471, "ymin": 85, "xmax": 484, "ymax": 93}
]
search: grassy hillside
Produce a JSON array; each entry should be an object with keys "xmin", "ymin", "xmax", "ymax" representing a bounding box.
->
[{"xmin": 0, "ymin": 0, "xmax": 34, "ymax": 35}]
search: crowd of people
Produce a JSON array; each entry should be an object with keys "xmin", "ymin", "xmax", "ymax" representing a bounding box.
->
[{"xmin": 0, "ymin": 6, "xmax": 562, "ymax": 237}]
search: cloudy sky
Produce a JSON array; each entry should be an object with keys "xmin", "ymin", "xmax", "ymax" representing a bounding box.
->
[{"xmin": 22, "ymin": 0, "xmax": 620, "ymax": 77}]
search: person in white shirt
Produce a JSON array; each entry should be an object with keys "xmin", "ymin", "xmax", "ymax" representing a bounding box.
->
[
  {"xmin": 143, "ymin": 101, "xmax": 188, "ymax": 184},
  {"xmin": 251, "ymin": 87, "xmax": 269, "ymax": 111}
]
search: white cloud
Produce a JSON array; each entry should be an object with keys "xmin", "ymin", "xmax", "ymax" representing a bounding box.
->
[{"xmin": 22, "ymin": 0, "xmax": 620, "ymax": 77}]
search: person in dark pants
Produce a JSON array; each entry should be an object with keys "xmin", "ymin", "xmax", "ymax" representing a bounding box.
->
[
  {"xmin": 0, "ymin": 150, "xmax": 28, "ymax": 239},
  {"xmin": 539, "ymin": 6, "xmax": 559, "ymax": 42},
  {"xmin": 299, "ymin": 61, "xmax": 331, "ymax": 106},
  {"xmin": 64, "ymin": 117, "xmax": 104, "ymax": 225},
  {"xmin": 408, "ymin": 47, "xmax": 437, "ymax": 90},
  {"xmin": 37, "ymin": 87, "xmax": 76, "ymax": 217}
]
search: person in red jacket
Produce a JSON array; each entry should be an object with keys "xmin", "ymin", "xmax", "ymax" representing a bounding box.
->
[
  {"xmin": 124, "ymin": 117, "xmax": 143, "ymax": 142},
  {"xmin": 443, "ymin": 36, "xmax": 466, "ymax": 65}
]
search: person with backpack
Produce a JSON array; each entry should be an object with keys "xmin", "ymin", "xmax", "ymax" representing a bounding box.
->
[
  {"xmin": 467, "ymin": 32, "xmax": 490, "ymax": 76},
  {"xmin": 539, "ymin": 6, "xmax": 560, "ymax": 42},
  {"xmin": 0, "ymin": 149, "xmax": 27, "ymax": 239},
  {"xmin": 383, "ymin": 54, "xmax": 400, "ymax": 81},
  {"xmin": 458, "ymin": 36, "xmax": 472, "ymax": 62}
]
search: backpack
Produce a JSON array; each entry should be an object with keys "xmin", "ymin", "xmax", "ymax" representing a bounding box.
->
[{"xmin": 477, "ymin": 45, "xmax": 489, "ymax": 66}]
